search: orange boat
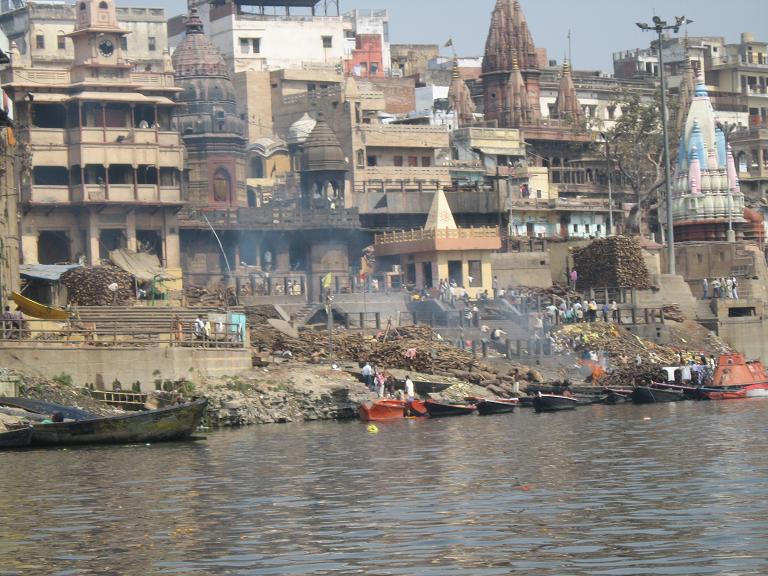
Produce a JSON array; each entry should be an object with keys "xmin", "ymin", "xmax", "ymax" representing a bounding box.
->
[
  {"xmin": 358, "ymin": 399, "xmax": 427, "ymax": 421},
  {"xmin": 699, "ymin": 354, "xmax": 768, "ymax": 400}
]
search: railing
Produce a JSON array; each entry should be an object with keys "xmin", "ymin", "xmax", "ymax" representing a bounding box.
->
[
  {"xmin": 28, "ymin": 186, "xmax": 69, "ymax": 203},
  {"xmin": 0, "ymin": 319, "xmax": 246, "ymax": 349},
  {"xmin": 376, "ymin": 227, "xmax": 499, "ymax": 245}
]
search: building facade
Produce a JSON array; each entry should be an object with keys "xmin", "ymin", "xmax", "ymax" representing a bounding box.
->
[{"xmin": 1, "ymin": 0, "xmax": 184, "ymax": 270}]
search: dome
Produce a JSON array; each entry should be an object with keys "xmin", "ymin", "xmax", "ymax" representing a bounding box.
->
[
  {"xmin": 171, "ymin": 9, "xmax": 229, "ymax": 79},
  {"xmin": 287, "ymin": 113, "xmax": 317, "ymax": 145},
  {"xmin": 171, "ymin": 8, "xmax": 244, "ymax": 139},
  {"xmin": 301, "ymin": 120, "xmax": 346, "ymax": 173}
]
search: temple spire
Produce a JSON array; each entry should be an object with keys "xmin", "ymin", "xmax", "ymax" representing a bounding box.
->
[
  {"xmin": 447, "ymin": 58, "xmax": 475, "ymax": 128},
  {"xmin": 553, "ymin": 59, "xmax": 581, "ymax": 123}
]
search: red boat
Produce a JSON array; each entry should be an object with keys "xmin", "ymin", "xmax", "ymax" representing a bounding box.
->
[
  {"xmin": 358, "ymin": 399, "xmax": 427, "ymax": 421},
  {"xmin": 699, "ymin": 354, "xmax": 768, "ymax": 400}
]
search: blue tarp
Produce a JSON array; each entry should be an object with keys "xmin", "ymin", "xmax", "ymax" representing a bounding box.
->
[{"xmin": 20, "ymin": 264, "xmax": 81, "ymax": 282}]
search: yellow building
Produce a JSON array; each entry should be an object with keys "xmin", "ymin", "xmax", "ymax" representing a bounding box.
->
[{"xmin": 374, "ymin": 189, "xmax": 501, "ymax": 298}]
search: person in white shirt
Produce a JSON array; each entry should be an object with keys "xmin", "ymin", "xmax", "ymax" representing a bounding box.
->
[
  {"xmin": 194, "ymin": 315, "xmax": 206, "ymax": 341},
  {"xmin": 404, "ymin": 375, "xmax": 415, "ymax": 401},
  {"xmin": 362, "ymin": 362, "xmax": 373, "ymax": 391}
]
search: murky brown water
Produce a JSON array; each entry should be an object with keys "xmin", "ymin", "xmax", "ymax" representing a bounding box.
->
[{"xmin": 2, "ymin": 400, "xmax": 768, "ymax": 575}]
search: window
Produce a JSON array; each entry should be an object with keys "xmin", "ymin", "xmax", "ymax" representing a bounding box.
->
[
  {"xmin": 99, "ymin": 1, "xmax": 108, "ymax": 8},
  {"xmin": 57, "ymin": 34, "xmax": 65, "ymax": 50},
  {"xmin": 421, "ymin": 156, "xmax": 431, "ymax": 167},
  {"xmin": 468, "ymin": 260, "xmax": 482, "ymax": 287},
  {"xmin": 251, "ymin": 38, "xmax": 261, "ymax": 54},
  {"xmin": 212, "ymin": 167, "xmax": 231, "ymax": 202},
  {"xmin": 322, "ymin": 35, "xmax": 333, "ymax": 49},
  {"xmin": 573, "ymin": 224, "xmax": 579, "ymax": 233},
  {"xmin": 370, "ymin": 62, "xmax": 379, "ymax": 75},
  {"xmin": 36, "ymin": 34, "xmax": 44, "ymax": 49},
  {"xmin": 407, "ymin": 156, "xmax": 418, "ymax": 167},
  {"xmin": 393, "ymin": 155, "xmax": 403, "ymax": 167},
  {"xmin": 240, "ymin": 38, "xmax": 249, "ymax": 54},
  {"xmin": 366, "ymin": 155, "xmax": 377, "ymax": 167},
  {"xmin": 307, "ymin": 83, "xmax": 317, "ymax": 92},
  {"xmin": 79, "ymin": 2, "xmax": 86, "ymax": 9},
  {"xmin": 607, "ymin": 105, "xmax": 616, "ymax": 120},
  {"xmin": 148, "ymin": 36, "xmax": 156, "ymax": 51},
  {"xmin": 120, "ymin": 36, "xmax": 127, "ymax": 50},
  {"xmin": 356, "ymin": 149, "xmax": 365, "ymax": 167}
]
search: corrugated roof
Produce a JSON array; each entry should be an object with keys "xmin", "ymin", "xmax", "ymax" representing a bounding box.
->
[{"xmin": 20, "ymin": 264, "xmax": 81, "ymax": 281}]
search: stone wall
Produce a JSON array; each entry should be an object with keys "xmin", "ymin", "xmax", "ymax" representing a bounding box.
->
[
  {"xmin": 491, "ymin": 252, "xmax": 553, "ymax": 289},
  {"xmin": 0, "ymin": 345, "xmax": 252, "ymax": 392}
]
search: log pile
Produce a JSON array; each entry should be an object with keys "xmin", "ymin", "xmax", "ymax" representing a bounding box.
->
[
  {"xmin": 571, "ymin": 236, "xmax": 651, "ymax": 289},
  {"xmin": 249, "ymin": 323, "xmax": 534, "ymax": 395},
  {"xmin": 60, "ymin": 266, "xmax": 134, "ymax": 306},
  {"xmin": 184, "ymin": 284, "xmax": 237, "ymax": 307}
]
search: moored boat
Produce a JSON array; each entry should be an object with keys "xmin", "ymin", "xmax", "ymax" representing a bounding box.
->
[
  {"xmin": 0, "ymin": 397, "xmax": 96, "ymax": 421},
  {"xmin": 30, "ymin": 399, "xmax": 207, "ymax": 446},
  {"xmin": 631, "ymin": 385, "xmax": 686, "ymax": 404},
  {"xmin": 476, "ymin": 398, "xmax": 518, "ymax": 415},
  {"xmin": 600, "ymin": 389, "xmax": 632, "ymax": 404},
  {"xmin": 424, "ymin": 399, "xmax": 476, "ymax": 417},
  {"xmin": 699, "ymin": 354, "xmax": 768, "ymax": 400},
  {"xmin": 532, "ymin": 393, "xmax": 579, "ymax": 413},
  {"xmin": 0, "ymin": 427, "xmax": 33, "ymax": 449},
  {"xmin": 358, "ymin": 399, "xmax": 427, "ymax": 421}
]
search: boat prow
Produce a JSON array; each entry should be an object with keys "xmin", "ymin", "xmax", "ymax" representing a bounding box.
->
[
  {"xmin": 358, "ymin": 399, "xmax": 427, "ymax": 421},
  {"xmin": 532, "ymin": 393, "xmax": 579, "ymax": 413},
  {"xmin": 0, "ymin": 427, "xmax": 33, "ymax": 449}
]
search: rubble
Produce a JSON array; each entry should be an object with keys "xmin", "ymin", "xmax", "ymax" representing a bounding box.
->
[
  {"xmin": 60, "ymin": 266, "xmax": 135, "ymax": 306},
  {"xmin": 571, "ymin": 236, "xmax": 651, "ymax": 289}
]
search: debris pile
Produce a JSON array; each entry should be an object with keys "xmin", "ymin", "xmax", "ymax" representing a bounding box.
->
[
  {"xmin": 184, "ymin": 284, "xmax": 237, "ymax": 307},
  {"xmin": 250, "ymin": 323, "xmax": 534, "ymax": 397},
  {"xmin": 571, "ymin": 236, "xmax": 651, "ymax": 289},
  {"xmin": 60, "ymin": 266, "xmax": 134, "ymax": 306}
]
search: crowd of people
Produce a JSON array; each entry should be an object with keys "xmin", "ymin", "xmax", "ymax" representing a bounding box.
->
[
  {"xmin": 361, "ymin": 361, "xmax": 404, "ymax": 399},
  {"xmin": 701, "ymin": 277, "xmax": 739, "ymax": 299},
  {"xmin": 1, "ymin": 306, "xmax": 25, "ymax": 339}
]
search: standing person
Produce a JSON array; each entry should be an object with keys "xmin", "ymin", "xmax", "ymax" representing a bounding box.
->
[
  {"xmin": 1, "ymin": 306, "xmax": 12, "ymax": 339},
  {"xmin": 171, "ymin": 315, "xmax": 184, "ymax": 345},
  {"xmin": 362, "ymin": 361, "xmax": 373, "ymax": 391},
  {"xmin": 404, "ymin": 374, "xmax": 416, "ymax": 416},
  {"xmin": 610, "ymin": 300, "xmax": 619, "ymax": 323},
  {"xmin": 194, "ymin": 314, "xmax": 206, "ymax": 342},
  {"xmin": 726, "ymin": 277, "xmax": 733, "ymax": 299},
  {"xmin": 588, "ymin": 300, "xmax": 598, "ymax": 322},
  {"xmin": 492, "ymin": 275, "xmax": 499, "ymax": 299},
  {"xmin": 731, "ymin": 276, "xmax": 738, "ymax": 299},
  {"xmin": 374, "ymin": 369, "xmax": 386, "ymax": 398},
  {"xmin": 570, "ymin": 268, "xmax": 578, "ymax": 291},
  {"xmin": 12, "ymin": 307, "xmax": 24, "ymax": 339},
  {"xmin": 702, "ymin": 278, "xmax": 709, "ymax": 299},
  {"xmin": 712, "ymin": 278, "xmax": 721, "ymax": 298},
  {"xmin": 601, "ymin": 302, "xmax": 609, "ymax": 322}
]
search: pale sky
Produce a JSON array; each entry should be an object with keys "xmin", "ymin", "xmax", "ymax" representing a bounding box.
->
[{"xmin": 126, "ymin": 0, "xmax": 768, "ymax": 73}]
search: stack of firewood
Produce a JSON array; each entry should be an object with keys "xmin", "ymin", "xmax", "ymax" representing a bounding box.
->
[
  {"xmin": 60, "ymin": 266, "xmax": 135, "ymax": 306},
  {"xmin": 571, "ymin": 236, "xmax": 651, "ymax": 289}
]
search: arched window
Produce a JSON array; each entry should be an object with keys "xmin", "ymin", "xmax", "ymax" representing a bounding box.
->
[
  {"xmin": 79, "ymin": 2, "xmax": 86, "ymax": 10},
  {"xmin": 212, "ymin": 167, "xmax": 231, "ymax": 203},
  {"xmin": 99, "ymin": 1, "xmax": 108, "ymax": 8}
]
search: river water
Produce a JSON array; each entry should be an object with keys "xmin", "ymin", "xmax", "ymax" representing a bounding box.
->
[{"xmin": 2, "ymin": 400, "xmax": 768, "ymax": 575}]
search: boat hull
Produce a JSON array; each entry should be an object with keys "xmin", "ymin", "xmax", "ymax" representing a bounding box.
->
[
  {"xmin": 358, "ymin": 399, "xmax": 427, "ymax": 421},
  {"xmin": 30, "ymin": 399, "xmax": 207, "ymax": 446},
  {"xmin": 631, "ymin": 386, "xmax": 686, "ymax": 404},
  {"xmin": 476, "ymin": 399, "xmax": 518, "ymax": 415},
  {"xmin": 424, "ymin": 400, "xmax": 476, "ymax": 417},
  {"xmin": 0, "ymin": 397, "xmax": 96, "ymax": 421},
  {"xmin": 0, "ymin": 427, "xmax": 33, "ymax": 448},
  {"xmin": 532, "ymin": 394, "xmax": 579, "ymax": 413},
  {"xmin": 699, "ymin": 383, "xmax": 768, "ymax": 400}
]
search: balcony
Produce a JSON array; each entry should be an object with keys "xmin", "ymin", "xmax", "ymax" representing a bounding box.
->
[
  {"xmin": 356, "ymin": 166, "xmax": 453, "ymax": 190},
  {"xmin": 27, "ymin": 128, "xmax": 66, "ymax": 146},
  {"xmin": 357, "ymin": 124, "xmax": 449, "ymax": 148},
  {"xmin": 375, "ymin": 226, "xmax": 501, "ymax": 256},
  {"xmin": 238, "ymin": 205, "xmax": 359, "ymax": 230},
  {"xmin": 27, "ymin": 186, "xmax": 69, "ymax": 203},
  {"xmin": 63, "ymin": 184, "xmax": 183, "ymax": 205}
]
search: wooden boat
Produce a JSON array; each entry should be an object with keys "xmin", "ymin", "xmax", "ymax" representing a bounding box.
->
[
  {"xmin": 631, "ymin": 385, "xmax": 686, "ymax": 404},
  {"xmin": 532, "ymin": 393, "xmax": 579, "ymax": 413},
  {"xmin": 11, "ymin": 291, "xmax": 70, "ymax": 321},
  {"xmin": 476, "ymin": 398, "xmax": 518, "ymax": 415},
  {"xmin": 424, "ymin": 399, "xmax": 476, "ymax": 417},
  {"xmin": 600, "ymin": 389, "xmax": 632, "ymax": 404},
  {"xmin": 699, "ymin": 354, "xmax": 768, "ymax": 400},
  {"xmin": 30, "ymin": 399, "xmax": 207, "ymax": 446},
  {"xmin": 0, "ymin": 427, "xmax": 33, "ymax": 449},
  {"xmin": 0, "ymin": 397, "xmax": 96, "ymax": 421},
  {"xmin": 358, "ymin": 399, "xmax": 427, "ymax": 421}
]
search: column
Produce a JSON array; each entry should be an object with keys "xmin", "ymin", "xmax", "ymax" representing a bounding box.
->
[
  {"xmin": 163, "ymin": 209, "xmax": 181, "ymax": 269},
  {"xmin": 21, "ymin": 227, "xmax": 39, "ymax": 265},
  {"xmin": 125, "ymin": 211, "xmax": 137, "ymax": 252},
  {"xmin": 275, "ymin": 237, "xmax": 290, "ymax": 271},
  {"xmin": 87, "ymin": 211, "xmax": 100, "ymax": 265}
]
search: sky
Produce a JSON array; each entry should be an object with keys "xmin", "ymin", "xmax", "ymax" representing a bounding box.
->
[{"xmin": 136, "ymin": 0, "xmax": 768, "ymax": 73}]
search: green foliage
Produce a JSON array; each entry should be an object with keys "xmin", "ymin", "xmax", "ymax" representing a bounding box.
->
[{"xmin": 52, "ymin": 372, "xmax": 74, "ymax": 387}]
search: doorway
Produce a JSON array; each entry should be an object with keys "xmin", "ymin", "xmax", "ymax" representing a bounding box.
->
[{"xmin": 448, "ymin": 260, "xmax": 463, "ymax": 286}]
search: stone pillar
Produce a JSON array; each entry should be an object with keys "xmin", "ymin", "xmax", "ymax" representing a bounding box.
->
[
  {"xmin": 164, "ymin": 210, "xmax": 181, "ymax": 269},
  {"xmin": 21, "ymin": 227, "xmax": 39, "ymax": 265},
  {"xmin": 87, "ymin": 211, "xmax": 99, "ymax": 265},
  {"xmin": 275, "ymin": 237, "xmax": 290, "ymax": 272},
  {"xmin": 125, "ymin": 211, "xmax": 137, "ymax": 252}
]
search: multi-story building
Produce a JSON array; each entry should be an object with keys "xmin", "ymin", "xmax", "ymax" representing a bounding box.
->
[
  {"xmin": 343, "ymin": 8, "xmax": 390, "ymax": 78},
  {"xmin": 1, "ymin": 0, "xmax": 184, "ymax": 270},
  {"xmin": 0, "ymin": 27, "xmax": 17, "ymax": 303},
  {"xmin": 0, "ymin": 0, "xmax": 169, "ymax": 70}
]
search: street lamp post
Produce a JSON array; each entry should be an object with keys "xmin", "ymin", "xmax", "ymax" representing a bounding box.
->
[
  {"xmin": 600, "ymin": 132, "xmax": 614, "ymax": 236},
  {"xmin": 637, "ymin": 16, "xmax": 692, "ymax": 275}
]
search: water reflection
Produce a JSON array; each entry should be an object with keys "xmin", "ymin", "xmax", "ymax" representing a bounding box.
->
[{"xmin": 1, "ymin": 400, "xmax": 768, "ymax": 574}]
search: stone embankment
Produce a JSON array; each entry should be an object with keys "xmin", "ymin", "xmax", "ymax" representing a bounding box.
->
[{"xmin": 200, "ymin": 366, "xmax": 372, "ymax": 426}]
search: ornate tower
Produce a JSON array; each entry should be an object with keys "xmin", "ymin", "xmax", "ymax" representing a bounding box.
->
[
  {"xmin": 447, "ymin": 59, "xmax": 476, "ymax": 128},
  {"xmin": 553, "ymin": 60, "xmax": 582, "ymax": 123},
  {"xmin": 172, "ymin": 8, "xmax": 246, "ymax": 208},
  {"xmin": 68, "ymin": 0, "xmax": 130, "ymax": 83},
  {"xmin": 299, "ymin": 119, "xmax": 347, "ymax": 210},
  {"xmin": 481, "ymin": 0, "xmax": 541, "ymax": 128}
]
